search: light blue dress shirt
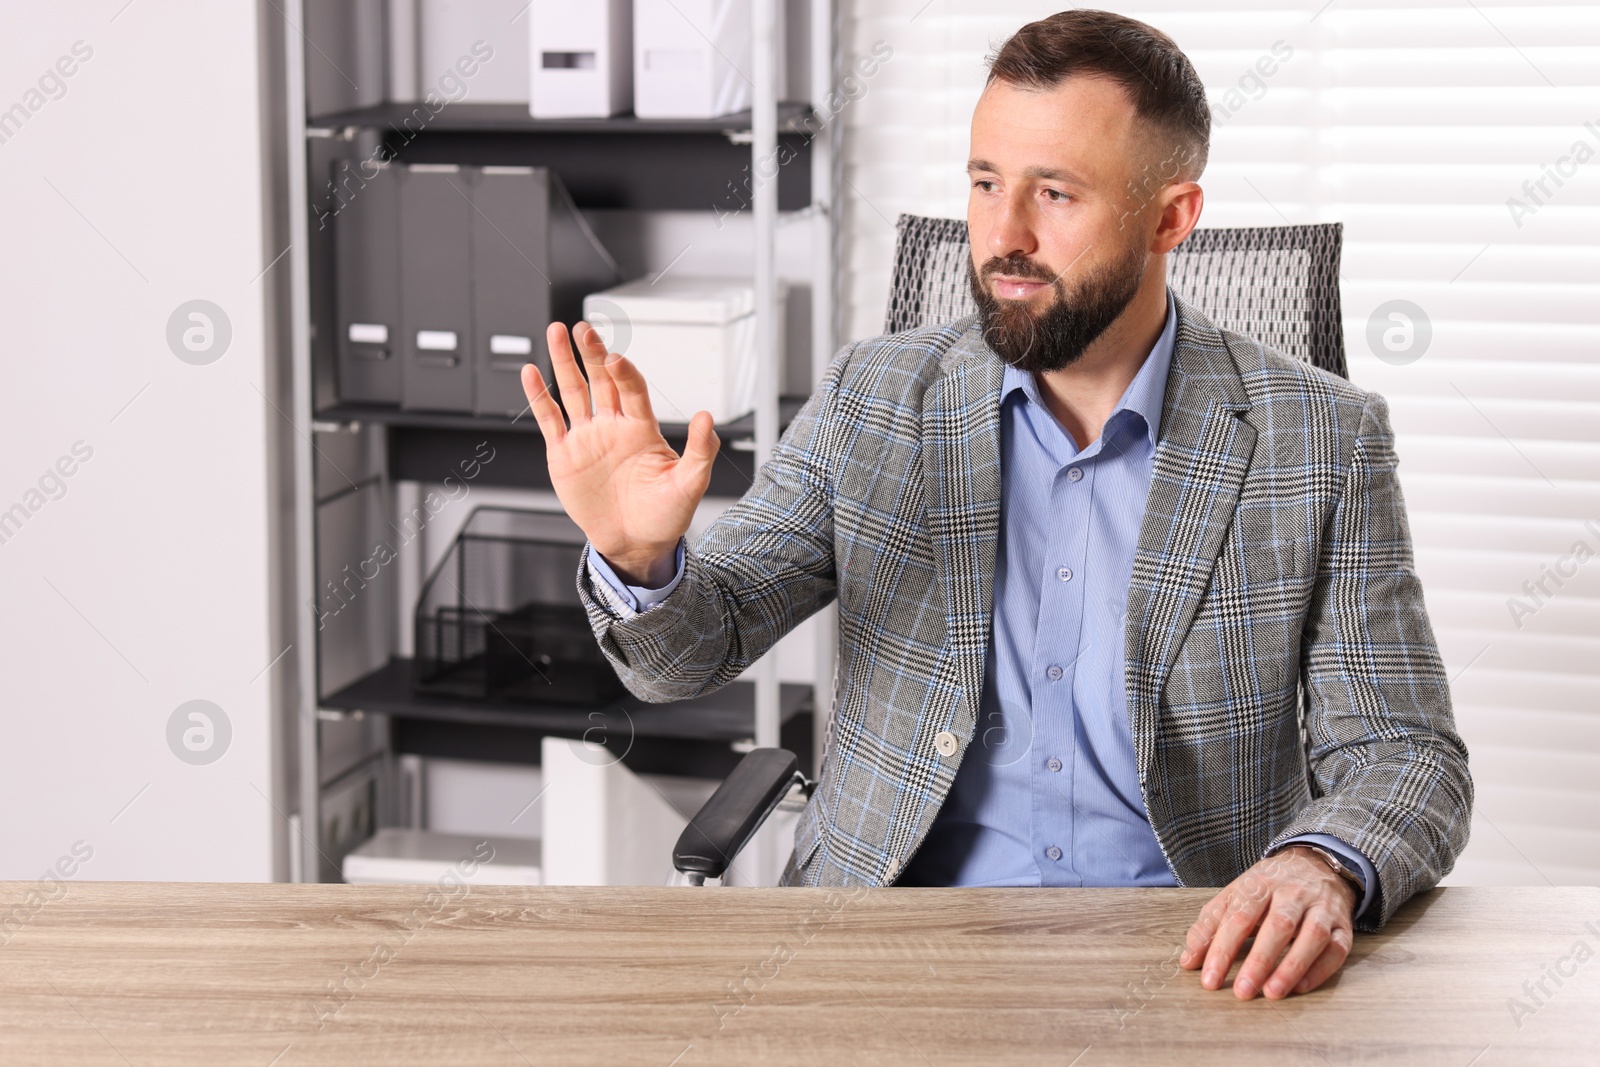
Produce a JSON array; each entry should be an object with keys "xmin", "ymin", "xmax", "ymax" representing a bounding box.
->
[{"xmin": 587, "ymin": 289, "xmax": 1376, "ymax": 916}]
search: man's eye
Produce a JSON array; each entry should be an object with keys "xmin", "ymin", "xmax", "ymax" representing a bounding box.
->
[{"xmin": 1043, "ymin": 188, "xmax": 1069, "ymax": 202}]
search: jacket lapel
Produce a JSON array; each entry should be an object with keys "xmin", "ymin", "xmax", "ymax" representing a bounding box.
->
[
  {"xmin": 1124, "ymin": 297, "xmax": 1256, "ymax": 760},
  {"xmin": 921, "ymin": 322, "xmax": 1006, "ymax": 735}
]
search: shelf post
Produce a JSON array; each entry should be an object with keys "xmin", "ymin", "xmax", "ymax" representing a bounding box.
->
[
  {"xmin": 809, "ymin": 0, "xmax": 841, "ymax": 798},
  {"xmin": 283, "ymin": 0, "xmax": 321, "ymax": 883},
  {"xmin": 751, "ymin": 0, "xmax": 782, "ymax": 883},
  {"xmin": 752, "ymin": 0, "xmax": 781, "ymax": 763}
]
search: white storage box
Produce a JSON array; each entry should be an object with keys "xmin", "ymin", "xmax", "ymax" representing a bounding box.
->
[
  {"xmin": 341, "ymin": 828, "xmax": 542, "ymax": 886},
  {"xmin": 418, "ymin": 0, "xmax": 530, "ymax": 105},
  {"xmin": 584, "ymin": 276, "xmax": 770, "ymax": 425},
  {"xmin": 633, "ymin": 0, "xmax": 752, "ymax": 119},
  {"xmin": 528, "ymin": 0, "xmax": 632, "ymax": 118}
]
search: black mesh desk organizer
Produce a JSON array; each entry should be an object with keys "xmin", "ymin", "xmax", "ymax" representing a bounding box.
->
[
  {"xmin": 412, "ymin": 506, "xmax": 624, "ymax": 705},
  {"xmin": 883, "ymin": 215, "xmax": 1348, "ymax": 379}
]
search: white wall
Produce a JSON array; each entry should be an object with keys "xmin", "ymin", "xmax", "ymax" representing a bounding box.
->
[{"xmin": 0, "ymin": 2, "xmax": 290, "ymax": 881}]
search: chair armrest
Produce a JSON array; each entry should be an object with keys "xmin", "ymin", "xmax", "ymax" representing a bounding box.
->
[{"xmin": 673, "ymin": 748, "xmax": 808, "ymax": 881}]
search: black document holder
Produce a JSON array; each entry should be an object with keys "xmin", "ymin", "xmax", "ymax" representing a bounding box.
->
[{"xmin": 412, "ymin": 506, "xmax": 626, "ymax": 706}]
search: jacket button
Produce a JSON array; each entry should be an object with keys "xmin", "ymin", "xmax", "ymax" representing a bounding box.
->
[{"xmin": 934, "ymin": 731, "xmax": 958, "ymax": 757}]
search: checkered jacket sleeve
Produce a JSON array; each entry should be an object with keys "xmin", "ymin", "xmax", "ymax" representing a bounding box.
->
[
  {"xmin": 575, "ymin": 343, "xmax": 857, "ymax": 698},
  {"xmin": 1265, "ymin": 391, "xmax": 1473, "ymax": 930}
]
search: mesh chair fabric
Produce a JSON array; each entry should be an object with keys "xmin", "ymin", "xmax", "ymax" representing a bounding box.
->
[{"xmin": 882, "ymin": 215, "xmax": 1348, "ymax": 379}]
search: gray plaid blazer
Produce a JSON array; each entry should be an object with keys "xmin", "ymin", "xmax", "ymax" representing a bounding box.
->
[{"xmin": 578, "ymin": 295, "xmax": 1472, "ymax": 930}]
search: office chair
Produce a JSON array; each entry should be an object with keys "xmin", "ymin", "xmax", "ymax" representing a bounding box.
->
[
  {"xmin": 671, "ymin": 215, "xmax": 1349, "ymax": 884},
  {"xmin": 884, "ymin": 215, "xmax": 1348, "ymax": 378}
]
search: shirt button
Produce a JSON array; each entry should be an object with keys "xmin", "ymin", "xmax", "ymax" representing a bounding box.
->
[
  {"xmin": 1067, "ymin": 467, "xmax": 1084, "ymax": 482},
  {"xmin": 1057, "ymin": 566, "xmax": 1073, "ymax": 582},
  {"xmin": 1045, "ymin": 845, "xmax": 1063, "ymax": 862},
  {"xmin": 934, "ymin": 731, "xmax": 958, "ymax": 757},
  {"xmin": 1047, "ymin": 757, "xmax": 1063, "ymax": 772},
  {"xmin": 1046, "ymin": 665, "xmax": 1063, "ymax": 681}
]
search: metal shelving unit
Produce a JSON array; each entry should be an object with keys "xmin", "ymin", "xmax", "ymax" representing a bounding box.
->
[{"xmin": 280, "ymin": 0, "xmax": 841, "ymax": 882}]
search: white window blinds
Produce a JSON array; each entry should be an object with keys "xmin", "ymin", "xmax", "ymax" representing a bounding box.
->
[{"xmin": 841, "ymin": 1, "xmax": 1600, "ymax": 885}]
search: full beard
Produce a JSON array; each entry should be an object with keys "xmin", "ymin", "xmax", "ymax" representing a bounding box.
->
[{"xmin": 968, "ymin": 239, "xmax": 1147, "ymax": 374}]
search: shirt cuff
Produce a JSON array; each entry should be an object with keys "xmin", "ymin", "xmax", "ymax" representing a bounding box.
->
[
  {"xmin": 585, "ymin": 539, "xmax": 686, "ymax": 616},
  {"xmin": 1275, "ymin": 832, "xmax": 1380, "ymax": 921}
]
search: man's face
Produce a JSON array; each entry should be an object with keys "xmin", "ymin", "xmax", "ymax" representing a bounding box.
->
[{"xmin": 966, "ymin": 76, "xmax": 1166, "ymax": 372}]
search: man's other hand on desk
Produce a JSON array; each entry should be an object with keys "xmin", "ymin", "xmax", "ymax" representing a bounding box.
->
[{"xmin": 1179, "ymin": 846, "xmax": 1358, "ymax": 1001}]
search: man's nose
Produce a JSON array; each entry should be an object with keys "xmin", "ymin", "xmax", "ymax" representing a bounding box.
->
[{"xmin": 985, "ymin": 192, "xmax": 1040, "ymax": 262}]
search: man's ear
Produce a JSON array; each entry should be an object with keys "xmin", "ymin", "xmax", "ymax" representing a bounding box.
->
[{"xmin": 1151, "ymin": 181, "xmax": 1204, "ymax": 255}]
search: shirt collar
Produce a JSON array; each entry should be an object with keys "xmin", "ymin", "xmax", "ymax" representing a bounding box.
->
[{"xmin": 1000, "ymin": 286, "xmax": 1177, "ymax": 447}]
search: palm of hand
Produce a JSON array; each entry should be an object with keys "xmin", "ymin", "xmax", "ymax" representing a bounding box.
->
[{"xmin": 522, "ymin": 320, "xmax": 719, "ymax": 580}]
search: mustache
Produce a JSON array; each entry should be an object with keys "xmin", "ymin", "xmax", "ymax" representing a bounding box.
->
[{"xmin": 978, "ymin": 255, "xmax": 1060, "ymax": 285}]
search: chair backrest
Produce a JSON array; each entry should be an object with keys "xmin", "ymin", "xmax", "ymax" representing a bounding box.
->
[{"xmin": 884, "ymin": 215, "xmax": 1348, "ymax": 379}]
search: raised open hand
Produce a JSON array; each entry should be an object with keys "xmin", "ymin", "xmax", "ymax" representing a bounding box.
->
[{"xmin": 521, "ymin": 321, "xmax": 718, "ymax": 586}]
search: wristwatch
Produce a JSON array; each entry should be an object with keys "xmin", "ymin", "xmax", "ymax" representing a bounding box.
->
[{"xmin": 1301, "ymin": 844, "xmax": 1365, "ymax": 893}]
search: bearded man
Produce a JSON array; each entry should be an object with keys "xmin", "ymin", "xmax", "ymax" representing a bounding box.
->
[{"xmin": 521, "ymin": 8, "xmax": 1472, "ymax": 1002}]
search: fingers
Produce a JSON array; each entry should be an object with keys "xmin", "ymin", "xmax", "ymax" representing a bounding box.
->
[
  {"xmin": 1233, "ymin": 901, "xmax": 1305, "ymax": 999},
  {"xmin": 1293, "ymin": 924, "xmax": 1353, "ymax": 995},
  {"xmin": 520, "ymin": 364, "xmax": 567, "ymax": 445},
  {"xmin": 673, "ymin": 410, "xmax": 720, "ymax": 498},
  {"xmin": 574, "ymin": 321, "xmax": 622, "ymax": 416},
  {"xmin": 605, "ymin": 352, "xmax": 658, "ymax": 423},
  {"xmin": 1255, "ymin": 906, "xmax": 1344, "ymax": 1000},
  {"xmin": 1198, "ymin": 876, "xmax": 1270, "ymax": 992},
  {"xmin": 1180, "ymin": 894, "xmax": 1227, "ymax": 970},
  {"xmin": 546, "ymin": 322, "xmax": 592, "ymax": 425}
]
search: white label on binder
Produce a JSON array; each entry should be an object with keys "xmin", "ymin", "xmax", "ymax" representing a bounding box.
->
[
  {"xmin": 416, "ymin": 330, "xmax": 458, "ymax": 351},
  {"xmin": 489, "ymin": 334, "xmax": 533, "ymax": 356},
  {"xmin": 348, "ymin": 323, "xmax": 388, "ymax": 344}
]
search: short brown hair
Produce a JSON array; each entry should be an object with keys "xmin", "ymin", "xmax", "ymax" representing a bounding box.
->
[{"xmin": 987, "ymin": 10, "xmax": 1209, "ymax": 181}]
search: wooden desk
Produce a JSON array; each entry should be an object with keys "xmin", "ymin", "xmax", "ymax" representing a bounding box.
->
[{"xmin": 1, "ymin": 883, "xmax": 1594, "ymax": 1065}]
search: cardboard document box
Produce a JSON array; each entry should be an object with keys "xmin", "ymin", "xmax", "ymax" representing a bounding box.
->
[
  {"xmin": 398, "ymin": 164, "xmax": 476, "ymax": 413},
  {"xmin": 584, "ymin": 276, "xmax": 772, "ymax": 425},
  {"xmin": 332, "ymin": 160, "xmax": 402, "ymax": 404},
  {"xmin": 417, "ymin": 0, "xmax": 529, "ymax": 104},
  {"xmin": 528, "ymin": 0, "xmax": 632, "ymax": 118},
  {"xmin": 633, "ymin": 0, "xmax": 752, "ymax": 119},
  {"xmin": 392, "ymin": 164, "xmax": 618, "ymax": 415},
  {"xmin": 470, "ymin": 166, "xmax": 619, "ymax": 417}
]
